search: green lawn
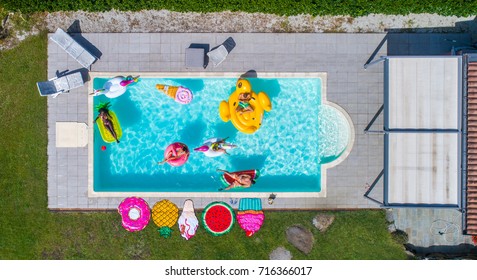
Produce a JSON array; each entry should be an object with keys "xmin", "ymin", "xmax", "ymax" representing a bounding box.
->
[{"xmin": 0, "ymin": 33, "xmax": 407, "ymax": 260}]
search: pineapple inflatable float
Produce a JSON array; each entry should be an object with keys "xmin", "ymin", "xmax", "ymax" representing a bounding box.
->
[{"xmin": 152, "ymin": 199, "xmax": 179, "ymax": 238}]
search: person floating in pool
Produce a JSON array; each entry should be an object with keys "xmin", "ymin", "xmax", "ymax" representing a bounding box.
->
[
  {"xmin": 94, "ymin": 107, "xmax": 120, "ymax": 143},
  {"xmin": 217, "ymin": 169, "xmax": 256, "ymax": 191},
  {"xmin": 210, "ymin": 137, "xmax": 236, "ymax": 155},
  {"xmin": 236, "ymin": 92, "xmax": 254, "ymax": 115},
  {"xmin": 158, "ymin": 143, "xmax": 189, "ymax": 165}
]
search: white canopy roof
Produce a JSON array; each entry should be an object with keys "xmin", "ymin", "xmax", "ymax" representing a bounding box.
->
[
  {"xmin": 384, "ymin": 56, "xmax": 462, "ymax": 206},
  {"xmin": 387, "ymin": 57, "xmax": 460, "ymax": 130}
]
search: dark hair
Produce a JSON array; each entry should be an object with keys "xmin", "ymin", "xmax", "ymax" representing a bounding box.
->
[{"xmin": 181, "ymin": 144, "xmax": 189, "ymax": 153}]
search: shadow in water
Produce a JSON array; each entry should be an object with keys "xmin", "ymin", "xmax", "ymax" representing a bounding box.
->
[
  {"xmin": 94, "ymin": 172, "xmax": 320, "ymax": 193},
  {"xmin": 229, "ymin": 154, "xmax": 267, "ymax": 171},
  {"xmin": 240, "ymin": 70, "xmax": 258, "ymax": 78},
  {"xmin": 179, "ymin": 119, "xmax": 207, "ymax": 148},
  {"xmin": 173, "ymin": 78, "xmax": 205, "ymax": 93},
  {"xmin": 238, "ymin": 70, "xmax": 282, "ymax": 100},
  {"xmin": 110, "ymin": 93, "xmax": 142, "ymax": 127},
  {"xmin": 248, "ymin": 76, "xmax": 281, "ymax": 100},
  {"xmin": 214, "ymin": 122, "xmax": 238, "ymax": 140}
]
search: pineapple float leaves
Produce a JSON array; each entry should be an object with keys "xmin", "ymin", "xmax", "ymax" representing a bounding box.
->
[
  {"xmin": 158, "ymin": 226, "xmax": 173, "ymax": 238},
  {"xmin": 152, "ymin": 200, "xmax": 179, "ymax": 238}
]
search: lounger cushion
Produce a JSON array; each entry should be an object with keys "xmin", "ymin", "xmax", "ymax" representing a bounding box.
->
[{"xmin": 207, "ymin": 45, "xmax": 229, "ymax": 67}]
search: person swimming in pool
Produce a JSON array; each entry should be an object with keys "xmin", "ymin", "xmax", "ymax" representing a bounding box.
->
[
  {"xmin": 236, "ymin": 92, "xmax": 254, "ymax": 115},
  {"xmin": 94, "ymin": 108, "xmax": 120, "ymax": 143},
  {"xmin": 158, "ymin": 143, "xmax": 189, "ymax": 164},
  {"xmin": 217, "ymin": 169, "xmax": 256, "ymax": 191}
]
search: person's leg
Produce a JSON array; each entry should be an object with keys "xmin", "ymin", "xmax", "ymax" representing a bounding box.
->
[
  {"xmin": 243, "ymin": 106, "xmax": 254, "ymax": 113},
  {"xmin": 105, "ymin": 123, "xmax": 119, "ymax": 142}
]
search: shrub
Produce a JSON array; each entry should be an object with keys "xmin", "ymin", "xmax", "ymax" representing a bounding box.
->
[
  {"xmin": 391, "ymin": 229, "xmax": 409, "ymax": 244},
  {"xmin": 2, "ymin": 0, "xmax": 477, "ymax": 17}
]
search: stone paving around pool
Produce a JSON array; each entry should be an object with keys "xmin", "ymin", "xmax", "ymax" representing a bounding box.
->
[{"xmin": 46, "ymin": 31, "xmax": 477, "ymax": 249}]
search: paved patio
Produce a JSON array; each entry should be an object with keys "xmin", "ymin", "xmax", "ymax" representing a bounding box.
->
[{"xmin": 46, "ymin": 32, "xmax": 475, "ymax": 248}]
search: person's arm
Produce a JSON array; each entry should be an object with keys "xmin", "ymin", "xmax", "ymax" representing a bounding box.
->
[
  {"xmin": 94, "ymin": 115, "xmax": 99, "ymax": 123},
  {"xmin": 158, "ymin": 151, "xmax": 174, "ymax": 164}
]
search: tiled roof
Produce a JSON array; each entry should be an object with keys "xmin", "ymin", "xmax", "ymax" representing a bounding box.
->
[{"xmin": 466, "ymin": 61, "xmax": 477, "ymax": 235}]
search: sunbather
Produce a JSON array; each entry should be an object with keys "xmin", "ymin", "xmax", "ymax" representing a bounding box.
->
[
  {"xmin": 158, "ymin": 143, "xmax": 189, "ymax": 165},
  {"xmin": 217, "ymin": 169, "xmax": 255, "ymax": 191},
  {"xmin": 94, "ymin": 108, "xmax": 120, "ymax": 143},
  {"xmin": 210, "ymin": 137, "xmax": 235, "ymax": 155},
  {"xmin": 236, "ymin": 92, "xmax": 254, "ymax": 115}
]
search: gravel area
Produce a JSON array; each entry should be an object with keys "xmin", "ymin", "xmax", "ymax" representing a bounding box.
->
[
  {"xmin": 1, "ymin": 10, "xmax": 476, "ymax": 50},
  {"xmin": 45, "ymin": 10, "xmax": 476, "ymax": 34}
]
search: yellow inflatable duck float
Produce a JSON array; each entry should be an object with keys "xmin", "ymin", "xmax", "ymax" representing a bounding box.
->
[{"xmin": 219, "ymin": 79, "xmax": 272, "ymax": 134}]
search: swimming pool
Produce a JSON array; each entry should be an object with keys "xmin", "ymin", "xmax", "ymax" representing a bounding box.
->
[{"xmin": 88, "ymin": 73, "xmax": 354, "ymax": 197}]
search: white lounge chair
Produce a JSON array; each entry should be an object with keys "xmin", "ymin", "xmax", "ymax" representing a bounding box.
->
[
  {"xmin": 36, "ymin": 72, "xmax": 84, "ymax": 98},
  {"xmin": 50, "ymin": 28, "xmax": 97, "ymax": 69},
  {"xmin": 207, "ymin": 45, "xmax": 229, "ymax": 67},
  {"xmin": 207, "ymin": 37, "xmax": 236, "ymax": 67}
]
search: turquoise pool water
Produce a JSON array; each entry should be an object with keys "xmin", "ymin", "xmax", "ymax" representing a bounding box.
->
[{"xmin": 92, "ymin": 76, "xmax": 349, "ymax": 193}]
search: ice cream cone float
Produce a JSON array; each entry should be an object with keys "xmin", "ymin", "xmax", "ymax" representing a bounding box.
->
[{"xmin": 156, "ymin": 84, "xmax": 193, "ymax": 104}]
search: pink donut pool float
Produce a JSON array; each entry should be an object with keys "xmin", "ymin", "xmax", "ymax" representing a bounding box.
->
[
  {"xmin": 118, "ymin": 197, "xmax": 151, "ymax": 232},
  {"xmin": 175, "ymin": 87, "xmax": 193, "ymax": 104},
  {"xmin": 164, "ymin": 142, "xmax": 190, "ymax": 167}
]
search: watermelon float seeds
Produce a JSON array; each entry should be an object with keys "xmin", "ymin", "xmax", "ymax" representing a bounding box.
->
[{"xmin": 202, "ymin": 201, "xmax": 235, "ymax": 236}]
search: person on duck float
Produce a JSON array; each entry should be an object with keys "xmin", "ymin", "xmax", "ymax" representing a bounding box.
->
[
  {"xmin": 92, "ymin": 75, "xmax": 139, "ymax": 98},
  {"xmin": 219, "ymin": 79, "xmax": 272, "ymax": 134},
  {"xmin": 236, "ymin": 92, "xmax": 254, "ymax": 115}
]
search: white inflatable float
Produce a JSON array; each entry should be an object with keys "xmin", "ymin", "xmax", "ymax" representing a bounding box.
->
[
  {"xmin": 194, "ymin": 137, "xmax": 237, "ymax": 157},
  {"xmin": 93, "ymin": 75, "xmax": 139, "ymax": 98}
]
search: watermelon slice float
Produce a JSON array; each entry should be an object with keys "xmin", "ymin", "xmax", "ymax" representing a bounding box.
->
[
  {"xmin": 202, "ymin": 202, "xmax": 235, "ymax": 236},
  {"xmin": 218, "ymin": 169, "xmax": 260, "ymax": 191}
]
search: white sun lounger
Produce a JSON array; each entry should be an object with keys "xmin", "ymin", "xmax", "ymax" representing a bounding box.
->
[
  {"xmin": 36, "ymin": 72, "xmax": 84, "ymax": 98},
  {"xmin": 207, "ymin": 37, "xmax": 236, "ymax": 67},
  {"xmin": 207, "ymin": 45, "xmax": 229, "ymax": 67},
  {"xmin": 50, "ymin": 28, "xmax": 97, "ymax": 69}
]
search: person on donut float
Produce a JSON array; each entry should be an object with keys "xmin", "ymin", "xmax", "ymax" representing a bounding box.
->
[{"xmin": 158, "ymin": 143, "xmax": 189, "ymax": 165}]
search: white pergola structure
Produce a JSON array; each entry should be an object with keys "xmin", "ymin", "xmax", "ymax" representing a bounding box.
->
[{"xmin": 366, "ymin": 56, "xmax": 463, "ymax": 208}]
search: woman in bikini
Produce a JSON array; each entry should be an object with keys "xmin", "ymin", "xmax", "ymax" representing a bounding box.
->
[
  {"xmin": 217, "ymin": 169, "xmax": 255, "ymax": 191},
  {"xmin": 158, "ymin": 143, "xmax": 189, "ymax": 164},
  {"xmin": 236, "ymin": 92, "xmax": 254, "ymax": 115},
  {"xmin": 210, "ymin": 137, "xmax": 235, "ymax": 155},
  {"xmin": 94, "ymin": 108, "xmax": 120, "ymax": 143}
]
